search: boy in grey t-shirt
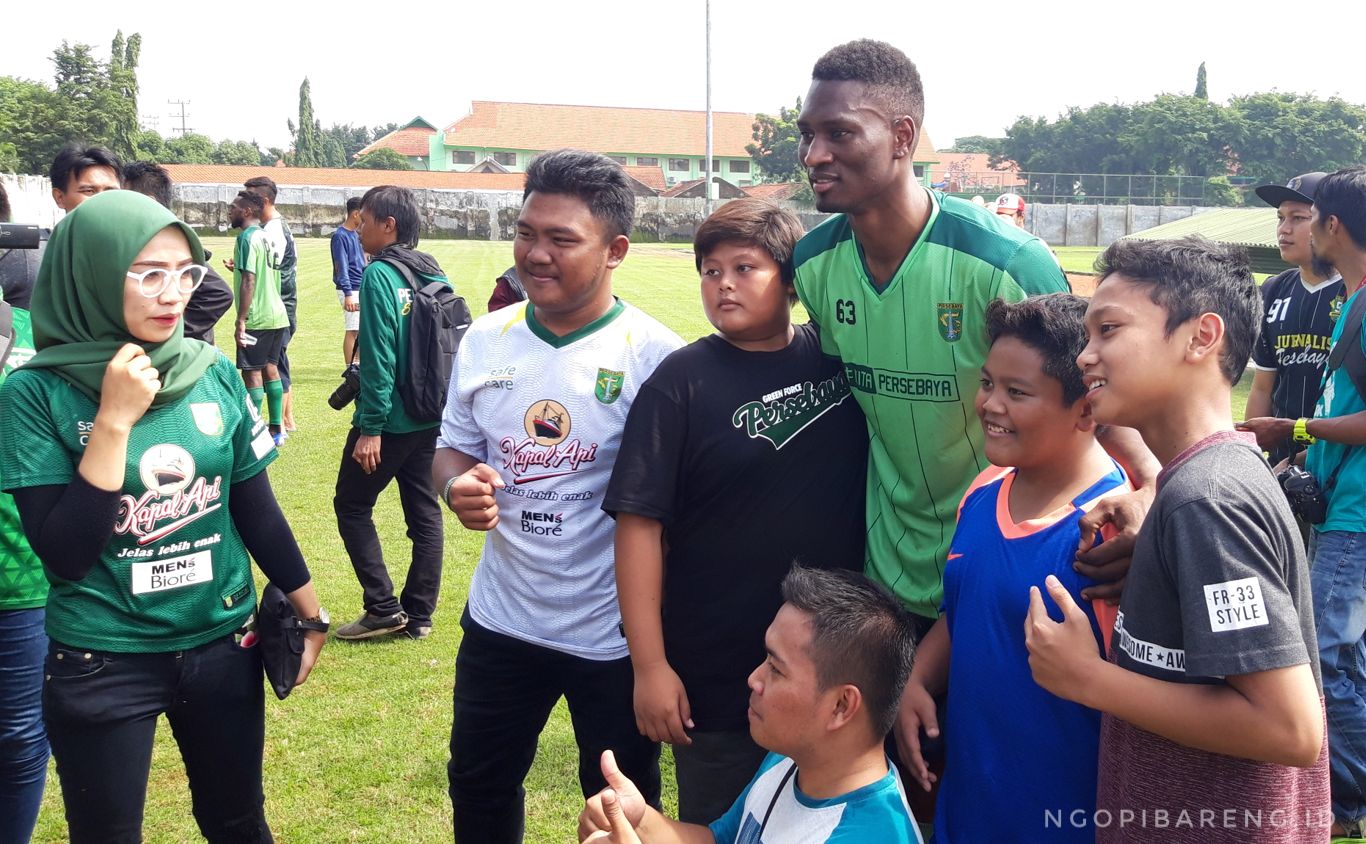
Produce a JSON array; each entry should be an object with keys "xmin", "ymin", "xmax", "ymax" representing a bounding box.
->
[{"xmin": 1024, "ymin": 236, "xmax": 1329, "ymax": 842}]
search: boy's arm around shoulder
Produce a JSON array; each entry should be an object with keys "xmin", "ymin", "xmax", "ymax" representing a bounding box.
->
[
  {"xmin": 1027, "ymin": 576, "xmax": 1321, "ymax": 767},
  {"xmin": 1028, "ymin": 484, "xmax": 1324, "ymax": 768}
]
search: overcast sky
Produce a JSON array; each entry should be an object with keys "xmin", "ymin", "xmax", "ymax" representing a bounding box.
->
[{"xmin": 7, "ymin": 1, "xmax": 1366, "ymax": 154}]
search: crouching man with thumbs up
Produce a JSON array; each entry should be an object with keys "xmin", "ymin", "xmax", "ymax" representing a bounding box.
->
[{"xmin": 579, "ymin": 567, "xmax": 925, "ymax": 844}]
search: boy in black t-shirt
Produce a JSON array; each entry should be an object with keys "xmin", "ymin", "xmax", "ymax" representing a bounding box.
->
[{"xmin": 603, "ymin": 199, "xmax": 868, "ymax": 824}]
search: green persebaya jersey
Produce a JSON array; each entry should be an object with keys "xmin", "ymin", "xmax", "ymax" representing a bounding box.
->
[
  {"xmin": 0, "ymin": 308, "xmax": 46, "ymax": 611},
  {"xmin": 793, "ymin": 192, "xmax": 1068, "ymax": 617},
  {"xmin": 0, "ymin": 354, "xmax": 277, "ymax": 651},
  {"xmin": 233, "ymin": 225, "xmax": 288, "ymax": 331}
]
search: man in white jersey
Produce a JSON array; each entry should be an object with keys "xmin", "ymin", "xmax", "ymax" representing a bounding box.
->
[
  {"xmin": 433, "ymin": 149, "xmax": 682, "ymax": 842},
  {"xmin": 578, "ymin": 567, "xmax": 924, "ymax": 844}
]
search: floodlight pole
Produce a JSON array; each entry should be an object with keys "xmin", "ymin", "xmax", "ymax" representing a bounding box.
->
[{"xmin": 705, "ymin": 0, "xmax": 714, "ymax": 201}]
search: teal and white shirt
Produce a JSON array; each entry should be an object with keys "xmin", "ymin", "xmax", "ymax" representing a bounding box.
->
[
  {"xmin": 1308, "ymin": 284, "xmax": 1366, "ymax": 533},
  {"xmin": 709, "ymin": 753, "xmax": 924, "ymax": 843},
  {"xmin": 794, "ymin": 192, "xmax": 1067, "ymax": 617},
  {"xmin": 438, "ymin": 300, "xmax": 683, "ymax": 659}
]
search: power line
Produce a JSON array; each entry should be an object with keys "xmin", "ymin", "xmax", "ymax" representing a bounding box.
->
[{"xmin": 167, "ymin": 99, "xmax": 192, "ymax": 136}]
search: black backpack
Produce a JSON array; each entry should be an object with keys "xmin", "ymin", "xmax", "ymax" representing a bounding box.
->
[{"xmin": 377, "ymin": 259, "xmax": 472, "ymax": 423}]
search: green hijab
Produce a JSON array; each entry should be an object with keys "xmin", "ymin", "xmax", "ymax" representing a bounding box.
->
[{"xmin": 25, "ymin": 190, "xmax": 218, "ymax": 408}]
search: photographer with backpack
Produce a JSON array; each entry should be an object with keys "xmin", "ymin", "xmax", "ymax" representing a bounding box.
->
[{"xmin": 333, "ymin": 185, "xmax": 460, "ymax": 642}]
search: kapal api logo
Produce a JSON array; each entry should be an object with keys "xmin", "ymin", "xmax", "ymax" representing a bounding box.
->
[
  {"xmin": 500, "ymin": 399, "xmax": 599, "ymax": 485},
  {"xmin": 115, "ymin": 444, "xmax": 223, "ymax": 545}
]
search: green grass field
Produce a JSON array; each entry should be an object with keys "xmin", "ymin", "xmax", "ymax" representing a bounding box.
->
[{"xmin": 29, "ymin": 237, "xmax": 1253, "ymax": 842}]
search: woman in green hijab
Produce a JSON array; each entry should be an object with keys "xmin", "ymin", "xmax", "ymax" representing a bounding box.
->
[{"xmin": 0, "ymin": 190, "xmax": 329, "ymax": 842}]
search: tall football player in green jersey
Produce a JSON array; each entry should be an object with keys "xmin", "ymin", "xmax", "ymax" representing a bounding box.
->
[{"xmin": 789, "ymin": 39, "xmax": 1159, "ymax": 769}]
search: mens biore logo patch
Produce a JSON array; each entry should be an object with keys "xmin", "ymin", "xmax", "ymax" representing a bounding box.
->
[{"xmin": 131, "ymin": 551, "xmax": 213, "ymax": 594}]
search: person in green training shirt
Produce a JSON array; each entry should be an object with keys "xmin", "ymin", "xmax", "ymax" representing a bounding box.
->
[
  {"xmin": 789, "ymin": 38, "xmax": 1159, "ymax": 795},
  {"xmin": 333, "ymin": 185, "xmax": 448, "ymax": 641},
  {"xmin": 226, "ymin": 189, "xmax": 289, "ymax": 444},
  {"xmin": 0, "ymin": 190, "xmax": 329, "ymax": 842},
  {"xmin": 0, "ymin": 292, "xmax": 47, "ymax": 843}
]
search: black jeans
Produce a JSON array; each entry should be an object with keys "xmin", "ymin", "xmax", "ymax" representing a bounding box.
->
[
  {"xmin": 333, "ymin": 426, "xmax": 444, "ymax": 626},
  {"xmin": 448, "ymin": 609, "xmax": 661, "ymax": 843},
  {"xmin": 43, "ymin": 634, "xmax": 271, "ymax": 843}
]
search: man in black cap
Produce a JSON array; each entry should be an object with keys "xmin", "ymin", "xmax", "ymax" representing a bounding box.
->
[{"xmin": 1238, "ymin": 172, "xmax": 1344, "ymax": 466}]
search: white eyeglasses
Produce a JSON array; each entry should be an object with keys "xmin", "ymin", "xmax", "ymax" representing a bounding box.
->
[{"xmin": 126, "ymin": 265, "xmax": 209, "ymax": 299}]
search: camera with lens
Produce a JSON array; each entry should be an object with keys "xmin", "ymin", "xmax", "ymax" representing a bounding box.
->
[
  {"xmin": 1277, "ymin": 465, "xmax": 1328, "ymax": 525},
  {"xmin": 328, "ymin": 363, "xmax": 361, "ymax": 410}
]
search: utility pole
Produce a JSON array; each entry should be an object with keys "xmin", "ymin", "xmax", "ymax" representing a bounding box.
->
[
  {"xmin": 705, "ymin": 0, "xmax": 714, "ymax": 201},
  {"xmin": 167, "ymin": 99, "xmax": 192, "ymax": 136}
]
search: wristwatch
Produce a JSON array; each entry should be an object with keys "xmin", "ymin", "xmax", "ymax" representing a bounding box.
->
[
  {"xmin": 297, "ymin": 606, "xmax": 330, "ymax": 633},
  {"xmin": 1293, "ymin": 418, "xmax": 1317, "ymax": 446}
]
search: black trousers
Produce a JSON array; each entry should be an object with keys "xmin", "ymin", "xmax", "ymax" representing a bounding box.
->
[
  {"xmin": 448, "ymin": 609, "xmax": 661, "ymax": 843},
  {"xmin": 333, "ymin": 426, "xmax": 444, "ymax": 626},
  {"xmin": 43, "ymin": 634, "xmax": 271, "ymax": 844}
]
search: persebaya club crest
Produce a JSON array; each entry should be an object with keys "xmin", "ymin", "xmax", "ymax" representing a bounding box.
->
[
  {"xmin": 937, "ymin": 302, "xmax": 964, "ymax": 343},
  {"xmin": 595, "ymin": 369, "xmax": 624, "ymax": 404}
]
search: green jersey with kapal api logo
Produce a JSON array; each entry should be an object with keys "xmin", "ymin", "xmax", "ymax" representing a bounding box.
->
[
  {"xmin": 0, "ymin": 354, "xmax": 277, "ymax": 651},
  {"xmin": 793, "ymin": 191, "xmax": 1067, "ymax": 617}
]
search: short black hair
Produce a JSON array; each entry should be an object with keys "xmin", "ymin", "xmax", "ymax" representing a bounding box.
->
[
  {"xmin": 232, "ymin": 189, "xmax": 265, "ymax": 217},
  {"xmin": 345, "ymin": 196, "xmax": 363, "ymax": 215},
  {"xmin": 1314, "ymin": 166, "xmax": 1366, "ymax": 250},
  {"xmin": 812, "ymin": 40, "xmax": 925, "ymax": 126},
  {"xmin": 0, "ymin": 181, "xmax": 10, "ymax": 223},
  {"xmin": 985, "ymin": 294, "xmax": 1091, "ymax": 405},
  {"xmin": 123, "ymin": 161, "xmax": 174, "ymax": 209},
  {"xmin": 780, "ymin": 566, "xmax": 917, "ymax": 739},
  {"xmin": 1095, "ymin": 236, "xmax": 1261, "ymax": 385},
  {"xmin": 523, "ymin": 148, "xmax": 635, "ymax": 240},
  {"xmin": 360, "ymin": 185, "xmax": 420, "ymax": 248},
  {"xmin": 243, "ymin": 175, "xmax": 278, "ymax": 203},
  {"xmin": 694, "ymin": 198, "xmax": 805, "ymax": 286},
  {"xmin": 48, "ymin": 144, "xmax": 122, "ymax": 194}
]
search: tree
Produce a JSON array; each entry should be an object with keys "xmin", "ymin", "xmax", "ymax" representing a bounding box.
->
[
  {"xmin": 164, "ymin": 133, "xmax": 215, "ymax": 164},
  {"xmin": 946, "ymin": 135, "xmax": 1005, "ymax": 157},
  {"xmin": 107, "ymin": 31, "xmax": 142, "ymax": 160},
  {"xmin": 1122, "ymin": 95, "xmax": 1230, "ymax": 177},
  {"xmin": 288, "ymin": 77, "xmax": 323, "ymax": 167},
  {"xmin": 353, "ymin": 148, "xmax": 413, "ymax": 170},
  {"xmin": 0, "ymin": 75, "xmax": 65, "ymax": 173},
  {"xmin": 746, "ymin": 98, "xmax": 803, "ymax": 183},
  {"xmin": 133, "ymin": 129, "xmax": 167, "ymax": 162},
  {"xmin": 999, "ymin": 103, "xmax": 1141, "ymax": 174},
  {"xmin": 1225, "ymin": 92, "xmax": 1366, "ymax": 185},
  {"xmin": 322, "ymin": 134, "xmax": 347, "ymax": 168},
  {"xmin": 1195, "ymin": 62, "xmax": 1208, "ymax": 100},
  {"xmin": 213, "ymin": 139, "xmax": 262, "ymax": 166},
  {"xmin": 324, "ymin": 123, "xmax": 374, "ymax": 163}
]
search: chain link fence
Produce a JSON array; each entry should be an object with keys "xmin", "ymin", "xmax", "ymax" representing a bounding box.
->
[{"xmin": 940, "ymin": 172, "xmax": 1256, "ymax": 206}]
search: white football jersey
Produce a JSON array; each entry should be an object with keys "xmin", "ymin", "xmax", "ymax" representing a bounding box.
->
[{"xmin": 440, "ymin": 300, "xmax": 683, "ymax": 659}]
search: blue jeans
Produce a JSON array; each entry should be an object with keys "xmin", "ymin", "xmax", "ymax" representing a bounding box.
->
[
  {"xmin": 1310, "ymin": 529, "xmax": 1366, "ymax": 824},
  {"xmin": 0, "ymin": 607, "xmax": 48, "ymax": 844},
  {"xmin": 44, "ymin": 633, "xmax": 272, "ymax": 843}
]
